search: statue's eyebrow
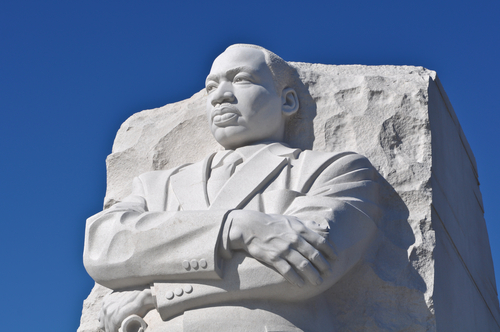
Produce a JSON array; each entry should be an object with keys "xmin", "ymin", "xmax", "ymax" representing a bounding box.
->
[{"xmin": 205, "ymin": 66, "xmax": 255, "ymax": 85}]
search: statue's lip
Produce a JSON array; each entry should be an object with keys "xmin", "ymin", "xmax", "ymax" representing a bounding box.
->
[
  {"xmin": 211, "ymin": 104, "xmax": 240, "ymax": 120},
  {"xmin": 213, "ymin": 113, "xmax": 238, "ymax": 126},
  {"xmin": 211, "ymin": 105, "xmax": 240, "ymax": 126}
]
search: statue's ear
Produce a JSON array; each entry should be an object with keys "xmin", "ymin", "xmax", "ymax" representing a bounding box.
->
[{"xmin": 281, "ymin": 87, "xmax": 299, "ymax": 116}]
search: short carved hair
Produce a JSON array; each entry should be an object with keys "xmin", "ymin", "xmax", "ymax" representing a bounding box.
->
[{"xmin": 225, "ymin": 44, "xmax": 299, "ymax": 94}]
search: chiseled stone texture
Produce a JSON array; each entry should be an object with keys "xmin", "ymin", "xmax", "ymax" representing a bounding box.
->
[{"xmin": 79, "ymin": 63, "xmax": 500, "ymax": 331}]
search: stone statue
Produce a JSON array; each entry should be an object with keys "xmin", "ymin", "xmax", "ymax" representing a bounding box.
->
[
  {"xmin": 83, "ymin": 44, "xmax": 381, "ymax": 332},
  {"xmin": 81, "ymin": 43, "xmax": 500, "ymax": 331}
]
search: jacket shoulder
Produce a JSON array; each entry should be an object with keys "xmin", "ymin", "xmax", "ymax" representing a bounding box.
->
[
  {"xmin": 300, "ymin": 150, "xmax": 374, "ymax": 170},
  {"xmin": 295, "ymin": 150, "xmax": 376, "ymax": 192}
]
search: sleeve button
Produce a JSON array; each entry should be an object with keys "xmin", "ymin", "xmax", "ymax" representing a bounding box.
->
[
  {"xmin": 199, "ymin": 259, "xmax": 207, "ymax": 269},
  {"xmin": 184, "ymin": 285, "xmax": 193, "ymax": 293}
]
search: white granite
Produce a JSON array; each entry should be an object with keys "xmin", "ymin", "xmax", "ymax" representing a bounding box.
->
[{"xmin": 79, "ymin": 45, "xmax": 500, "ymax": 332}]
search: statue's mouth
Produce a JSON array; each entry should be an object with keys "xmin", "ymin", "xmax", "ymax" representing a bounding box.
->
[
  {"xmin": 213, "ymin": 112, "xmax": 238, "ymax": 126},
  {"xmin": 212, "ymin": 104, "xmax": 240, "ymax": 126}
]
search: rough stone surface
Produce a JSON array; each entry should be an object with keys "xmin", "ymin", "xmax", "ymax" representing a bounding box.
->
[
  {"xmin": 78, "ymin": 284, "xmax": 111, "ymax": 332},
  {"xmin": 79, "ymin": 63, "xmax": 500, "ymax": 331}
]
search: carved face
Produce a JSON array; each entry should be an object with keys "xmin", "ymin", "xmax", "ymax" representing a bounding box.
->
[{"xmin": 205, "ymin": 47, "xmax": 285, "ymax": 149}]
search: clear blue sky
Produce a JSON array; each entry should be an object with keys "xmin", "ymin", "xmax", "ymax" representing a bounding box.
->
[{"xmin": 1, "ymin": 1, "xmax": 499, "ymax": 330}]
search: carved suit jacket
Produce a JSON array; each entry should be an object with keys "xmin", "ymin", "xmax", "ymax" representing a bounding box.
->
[{"xmin": 84, "ymin": 142, "xmax": 380, "ymax": 327}]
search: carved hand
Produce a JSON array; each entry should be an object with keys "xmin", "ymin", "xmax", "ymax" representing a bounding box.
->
[
  {"xmin": 99, "ymin": 288, "xmax": 155, "ymax": 332},
  {"xmin": 227, "ymin": 210, "xmax": 337, "ymax": 287}
]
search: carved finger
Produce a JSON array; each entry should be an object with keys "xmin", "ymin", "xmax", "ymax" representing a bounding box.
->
[
  {"xmin": 294, "ymin": 237, "xmax": 332, "ymax": 276},
  {"xmin": 301, "ymin": 230, "xmax": 337, "ymax": 260},
  {"xmin": 285, "ymin": 249, "xmax": 323, "ymax": 286},
  {"xmin": 273, "ymin": 258, "xmax": 305, "ymax": 287},
  {"xmin": 316, "ymin": 236, "xmax": 337, "ymax": 260}
]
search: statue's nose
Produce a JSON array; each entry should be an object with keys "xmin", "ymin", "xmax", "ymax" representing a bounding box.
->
[{"xmin": 211, "ymin": 85, "xmax": 235, "ymax": 106}]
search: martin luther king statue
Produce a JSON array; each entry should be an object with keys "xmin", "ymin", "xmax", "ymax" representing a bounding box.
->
[
  {"xmin": 82, "ymin": 43, "xmax": 500, "ymax": 332},
  {"xmin": 83, "ymin": 44, "xmax": 383, "ymax": 332}
]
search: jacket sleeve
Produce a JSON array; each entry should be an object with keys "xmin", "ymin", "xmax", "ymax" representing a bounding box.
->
[
  {"xmin": 83, "ymin": 173, "xmax": 230, "ymax": 290},
  {"xmin": 152, "ymin": 152, "xmax": 381, "ymax": 321},
  {"xmin": 285, "ymin": 152, "xmax": 381, "ymax": 254}
]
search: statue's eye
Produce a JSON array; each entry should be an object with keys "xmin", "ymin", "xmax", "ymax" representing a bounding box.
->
[
  {"xmin": 234, "ymin": 75, "xmax": 251, "ymax": 83},
  {"xmin": 206, "ymin": 83, "xmax": 217, "ymax": 93}
]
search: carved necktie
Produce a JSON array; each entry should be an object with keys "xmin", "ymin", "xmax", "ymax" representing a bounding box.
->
[{"xmin": 207, "ymin": 150, "xmax": 243, "ymax": 203}]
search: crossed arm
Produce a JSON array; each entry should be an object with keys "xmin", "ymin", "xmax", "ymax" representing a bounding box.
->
[
  {"xmin": 96, "ymin": 209, "xmax": 338, "ymax": 332},
  {"xmin": 85, "ymin": 153, "xmax": 380, "ymax": 331}
]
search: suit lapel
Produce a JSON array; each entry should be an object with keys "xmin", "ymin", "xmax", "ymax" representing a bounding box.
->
[
  {"xmin": 209, "ymin": 145, "xmax": 291, "ymax": 210},
  {"xmin": 170, "ymin": 153, "xmax": 215, "ymax": 210}
]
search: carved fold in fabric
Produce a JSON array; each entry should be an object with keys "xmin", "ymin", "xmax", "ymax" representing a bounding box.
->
[
  {"xmin": 207, "ymin": 150, "xmax": 243, "ymax": 203},
  {"xmin": 148, "ymin": 145, "xmax": 380, "ymax": 321},
  {"xmin": 84, "ymin": 143, "xmax": 380, "ymax": 297}
]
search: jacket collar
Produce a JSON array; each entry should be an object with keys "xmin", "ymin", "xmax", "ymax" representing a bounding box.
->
[{"xmin": 170, "ymin": 143, "xmax": 300, "ymax": 211}]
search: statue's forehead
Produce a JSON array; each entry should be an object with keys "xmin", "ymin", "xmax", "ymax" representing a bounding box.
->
[{"xmin": 209, "ymin": 47, "xmax": 267, "ymax": 76}]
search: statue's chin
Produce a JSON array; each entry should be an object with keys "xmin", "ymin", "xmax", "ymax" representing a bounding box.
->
[{"xmin": 211, "ymin": 127, "xmax": 251, "ymax": 150}]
